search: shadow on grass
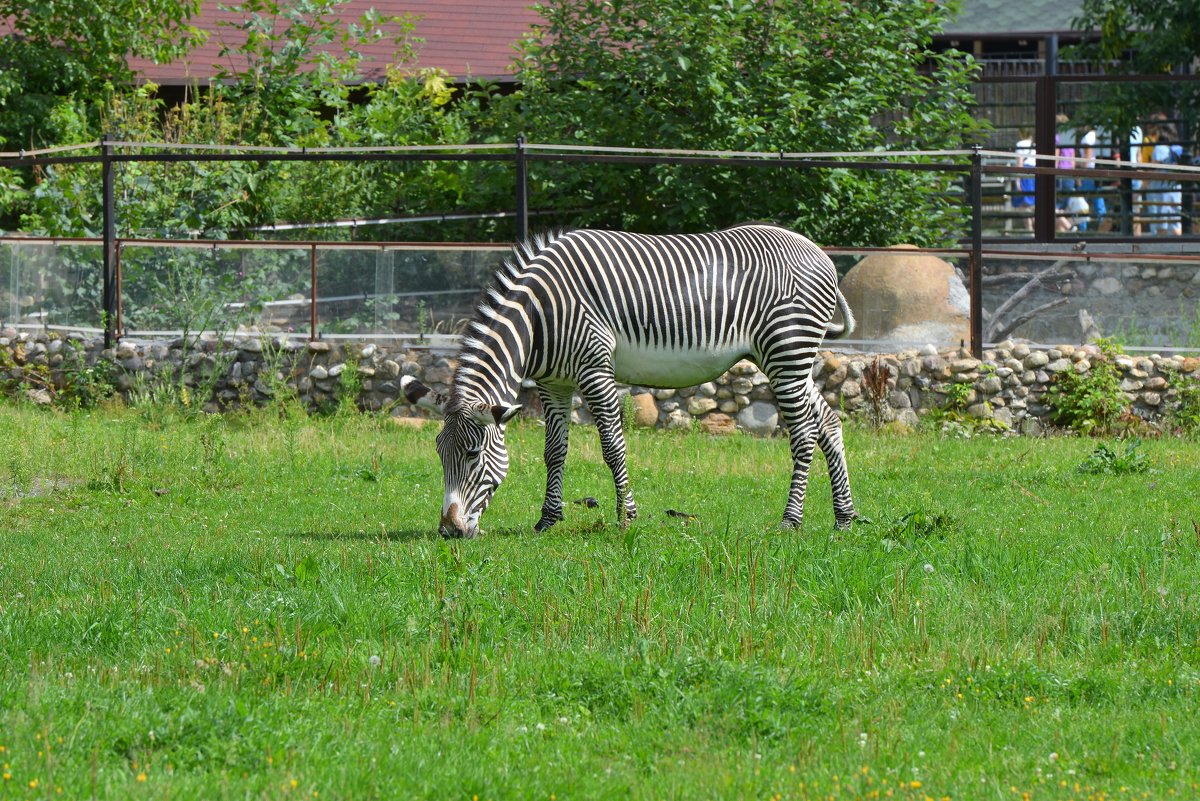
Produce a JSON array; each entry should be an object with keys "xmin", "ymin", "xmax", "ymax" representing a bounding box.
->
[
  {"xmin": 290, "ymin": 528, "xmax": 432, "ymax": 543},
  {"xmin": 289, "ymin": 525, "xmax": 547, "ymax": 542}
]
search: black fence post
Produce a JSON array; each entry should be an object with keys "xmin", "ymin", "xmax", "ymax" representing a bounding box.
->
[
  {"xmin": 101, "ymin": 134, "xmax": 117, "ymax": 347},
  {"xmin": 969, "ymin": 145, "xmax": 984, "ymax": 359},
  {"xmin": 515, "ymin": 135, "xmax": 529, "ymax": 243},
  {"xmin": 1181, "ymin": 118, "xmax": 1194, "ymax": 236},
  {"xmin": 1033, "ymin": 75, "xmax": 1057, "ymax": 243},
  {"xmin": 310, "ymin": 244, "xmax": 318, "ymax": 342}
]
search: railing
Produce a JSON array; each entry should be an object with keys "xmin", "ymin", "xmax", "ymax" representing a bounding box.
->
[{"xmin": 3, "ymin": 141, "xmax": 1199, "ymax": 356}]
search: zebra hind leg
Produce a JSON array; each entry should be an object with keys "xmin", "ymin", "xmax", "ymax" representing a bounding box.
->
[
  {"xmin": 534, "ymin": 382, "xmax": 574, "ymax": 532},
  {"xmin": 578, "ymin": 372, "xmax": 638, "ymax": 528},
  {"xmin": 769, "ymin": 375, "xmax": 821, "ymax": 529},
  {"xmin": 813, "ymin": 384, "xmax": 858, "ymax": 529}
]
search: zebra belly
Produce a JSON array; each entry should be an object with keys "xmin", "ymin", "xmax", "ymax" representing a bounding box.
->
[{"xmin": 611, "ymin": 339, "xmax": 750, "ymax": 389}]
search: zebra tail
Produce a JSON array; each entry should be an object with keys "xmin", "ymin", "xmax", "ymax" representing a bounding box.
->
[{"xmin": 825, "ymin": 289, "xmax": 856, "ymax": 340}]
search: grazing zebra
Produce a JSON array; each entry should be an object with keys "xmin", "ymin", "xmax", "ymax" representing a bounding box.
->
[{"xmin": 400, "ymin": 223, "xmax": 857, "ymax": 538}]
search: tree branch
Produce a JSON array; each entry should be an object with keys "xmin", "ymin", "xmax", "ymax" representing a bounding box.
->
[
  {"xmin": 990, "ymin": 297, "xmax": 1071, "ymax": 343},
  {"xmin": 982, "ymin": 270, "xmax": 1072, "ymax": 287},
  {"xmin": 983, "ymin": 260, "xmax": 1071, "ymax": 342}
]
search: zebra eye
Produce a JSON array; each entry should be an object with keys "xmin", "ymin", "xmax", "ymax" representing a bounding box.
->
[{"xmin": 463, "ymin": 444, "xmax": 482, "ymax": 457}]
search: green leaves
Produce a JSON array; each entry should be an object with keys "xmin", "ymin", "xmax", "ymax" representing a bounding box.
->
[
  {"xmin": 1045, "ymin": 339, "xmax": 1130, "ymax": 436},
  {"xmin": 1078, "ymin": 439, "xmax": 1152, "ymax": 475},
  {"xmin": 494, "ymin": 0, "xmax": 983, "ymax": 244},
  {"xmin": 1068, "ymin": 0, "xmax": 1200, "ymax": 135}
]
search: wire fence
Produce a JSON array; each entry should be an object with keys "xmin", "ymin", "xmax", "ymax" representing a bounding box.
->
[{"xmin": 2, "ymin": 141, "xmax": 1199, "ymax": 355}]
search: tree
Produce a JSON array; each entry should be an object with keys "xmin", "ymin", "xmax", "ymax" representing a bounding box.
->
[
  {"xmin": 0, "ymin": 0, "xmax": 203, "ymax": 148},
  {"xmin": 1069, "ymin": 0, "xmax": 1200, "ymax": 135},
  {"xmin": 12, "ymin": 0, "xmax": 463, "ymax": 239},
  {"xmin": 488, "ymin": 0, "xmax": 984, "ymax": 245}
]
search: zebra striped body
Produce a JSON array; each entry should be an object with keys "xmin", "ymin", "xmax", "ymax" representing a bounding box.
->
[{"xmin": 402, "ymin": 223, "xmax": 857, "ymax": 537}]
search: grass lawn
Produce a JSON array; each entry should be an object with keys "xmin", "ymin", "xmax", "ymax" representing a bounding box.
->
[{"xmin": 1, "ymin": 401, "xmax": 1198, "ymax": 800}]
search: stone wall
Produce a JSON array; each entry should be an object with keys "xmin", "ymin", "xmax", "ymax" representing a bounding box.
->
[{"xmin": 1, "ymin": 326, "xmax": 1197, "ymax": 434}]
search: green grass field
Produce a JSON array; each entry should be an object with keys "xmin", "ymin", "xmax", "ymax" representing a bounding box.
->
[{"xmin": 1, "ymin": 401, "xmax": 1198, "ymax": 800}]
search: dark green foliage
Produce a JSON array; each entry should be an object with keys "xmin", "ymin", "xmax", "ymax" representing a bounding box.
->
[
  {"xmin": 1044, "ymin": 338, "xmax": 1130, "ymax": 435},
  {"xmin": 0, "ymin": 340, "xmax": 116, "ymax": 410},
  {"xmin": 7, "ymin": 0, "xmax": 985, "ymax": 249},
  {"xmin": 1167, "ymin": 373, "xmax": 1200, "ymax": 435},
  {"xmin": 490, "ymin": 0, "xmax": 984, "ymax": 244},
  {"xmin": 1068, "ymin": 0, "xmax": 1200, "ymax": 136},
  {"xmin": 0, "ymin": 0, "xmax": 202, "ymax": 151},
  {"xmin": 1078, "ymin": 438, "xmax": 1151, "ymax": 475}
]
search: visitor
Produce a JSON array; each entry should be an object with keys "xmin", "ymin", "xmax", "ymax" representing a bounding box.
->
[
  {"xmin": 1055, "ymin": 113, "xmax": 1078, "ymax": 229},
  {"xmin": 1148, "ymin": 122, "xmax": 1184, "ymax": 236},
  {"xmin": 1012, "ymin": 128, "xmax": 1036, "ymax": 231},
  {"xmin": 1076, "ymin": 126, "xmax": 1106, "ymax": 232}
]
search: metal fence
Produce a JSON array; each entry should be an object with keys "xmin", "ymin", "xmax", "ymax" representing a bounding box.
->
[
  {"xmin": 4, "ymin": 236, "xmax": 1198, "ymax": 355},
  {"xmin": 3, "ymin": 140, "xmax": 1199, "ymax": 356},
  {"xmin": 972, "ymin": 73, "xmax": 1199, "ymax": 239}
]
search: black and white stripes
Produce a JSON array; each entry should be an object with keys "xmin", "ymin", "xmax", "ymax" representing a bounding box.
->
[{"xmin": 402, "ymin": 223, "xmax": 858, "ymax": 537}]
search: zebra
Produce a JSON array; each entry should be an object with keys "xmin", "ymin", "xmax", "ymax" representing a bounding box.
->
[{"xmin": 400, "ymin": 223, "xmax": 858, "ymax": 538}]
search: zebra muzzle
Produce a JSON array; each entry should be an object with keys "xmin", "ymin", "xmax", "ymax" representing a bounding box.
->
[{"xmin": 439, "ymin": 502, "xmax": 472, "ymax": 538}]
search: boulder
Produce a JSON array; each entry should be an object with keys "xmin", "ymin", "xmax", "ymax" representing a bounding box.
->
[
  {"xmin": 629, "ymin": 393, "xmax": 659, "ymax": 427},
  {"xmin": 698, "ymin": 413, "xmax": 737, "ymax": 436},
  {"xmin": 839, "ymin": 246, "xmax": 970, "ymax": 346},
  {"xmin": 737, "ymin": 401, "xmax": 779, "ymax": 436}
]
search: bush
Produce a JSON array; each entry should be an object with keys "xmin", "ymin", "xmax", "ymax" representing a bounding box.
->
[
  {"xmin": 1077, "ymin": 439, "xmax": 1151, "ymax": 475},
  {"xmin": 0, "ymin": 341, "xmax": 115, "ymax": 410},
  {"xmin": 1044, "ymin": 338, "xmax": 1128, "ymax": 435},
  {"xmin": 1168, "ymin": 373, "xmax": 1200, "ymax": 435}
]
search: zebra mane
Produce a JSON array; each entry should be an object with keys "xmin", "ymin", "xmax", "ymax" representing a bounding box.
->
[
  {"xmin": 457, "ymin": 230, "xmax": 570, "ymax": 371},
  {"xmin": 474, "ymin": 229, "xmax": 568, "ymax": 314}
]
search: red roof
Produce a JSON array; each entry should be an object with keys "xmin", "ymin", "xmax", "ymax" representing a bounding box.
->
[{"xmin": 128, "ymin": 1, "xmax": 543, "ymax": 85}]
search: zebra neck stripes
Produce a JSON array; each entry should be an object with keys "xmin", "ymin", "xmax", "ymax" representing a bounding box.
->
[{"xmin": 453, "ymin": 270, "xmax": 544, "ymax": 409}]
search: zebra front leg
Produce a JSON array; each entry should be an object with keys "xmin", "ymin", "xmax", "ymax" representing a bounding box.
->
[
  {"xmin": 772, "ymin": 376, "xmax": 821, "ymax": 529},
  {"xmin": 578, "ymin": 373, "xmax": 638, "ymax": 528},
  {"xmin": 814, "ymin": 385, "xmax": 858, "ymax": 529},
  {"xmin": 535, "ymin": 382, "xmax": 574, "ymax": 532}
]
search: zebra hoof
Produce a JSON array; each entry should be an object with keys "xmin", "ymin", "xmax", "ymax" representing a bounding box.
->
[
  {"xmin": 533, "ymin": 512, "xmax": 563, "ymax": 532},
  {"xmin": 780, "ymin": 516, "xmax": 803, "ymax": 530},
  {"xmin": 834, "ymin": 513, "xmax": 858, "ymax": 531}
]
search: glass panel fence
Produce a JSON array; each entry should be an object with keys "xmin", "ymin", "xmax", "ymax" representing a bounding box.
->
[
  {"xmin": 828, "ymin": 249, "xmax": 973, "ymax": 352},
  {"xmin": 981, "ymin": 250, "xmax": 1200, "ymax": 351},
  {"xmin": 120, "ymin": 243, "xmax": 312, "ymax": 337},
  {"xmin": 4, "ymin": 239, "xmax": 1196, "ymax": 354},
  {"xmin": 316, "ymin": 246, "xmax": 506, "ymax": 343},
  {"xmin": 831, "ymin": 247, "xmax": 1199, "ymax": 354},
  {"xmin": 0, "ymin": 241, "xmax": 103, "ymax": 334}
]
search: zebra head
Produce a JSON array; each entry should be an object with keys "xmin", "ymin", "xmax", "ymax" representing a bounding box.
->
[{"xmin": 400, "ymin": 376, "xmax": 521, "ymax": 538}]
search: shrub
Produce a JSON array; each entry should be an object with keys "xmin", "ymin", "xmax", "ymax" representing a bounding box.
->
[
  {"xmin": 0, "ymin": 341, "xmax": 115, "ymax": 410},
  {"xmin": 1077, "ymin": 439, "xmax": 1151, "ymax": 475},
  {"xmin": 861, "ymin": 356, "xmax": 892, "ymax": 428},
  {"xmin": 1044, "ymin": 338, "xmax": 1128, "ymax": 435},
  {"xmin": 923, "ymin": 380, "xmax": 1007, "ymax": 437},
  {"xmin": 1167, "ymin": 373, "xmax": 1200, "ymax": 435}
]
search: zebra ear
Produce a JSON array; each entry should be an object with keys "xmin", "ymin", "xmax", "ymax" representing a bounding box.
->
[
  {"xmin": 466, "ymin": 403, "xmax": 522, "ymax": 427},
  {"xmin": 492, "ymin": 404, "xmax": 522, "ymax": 426},
  {"xmin": 399, "ymin": 376, "xmax": 446, "ymax": 415}
]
